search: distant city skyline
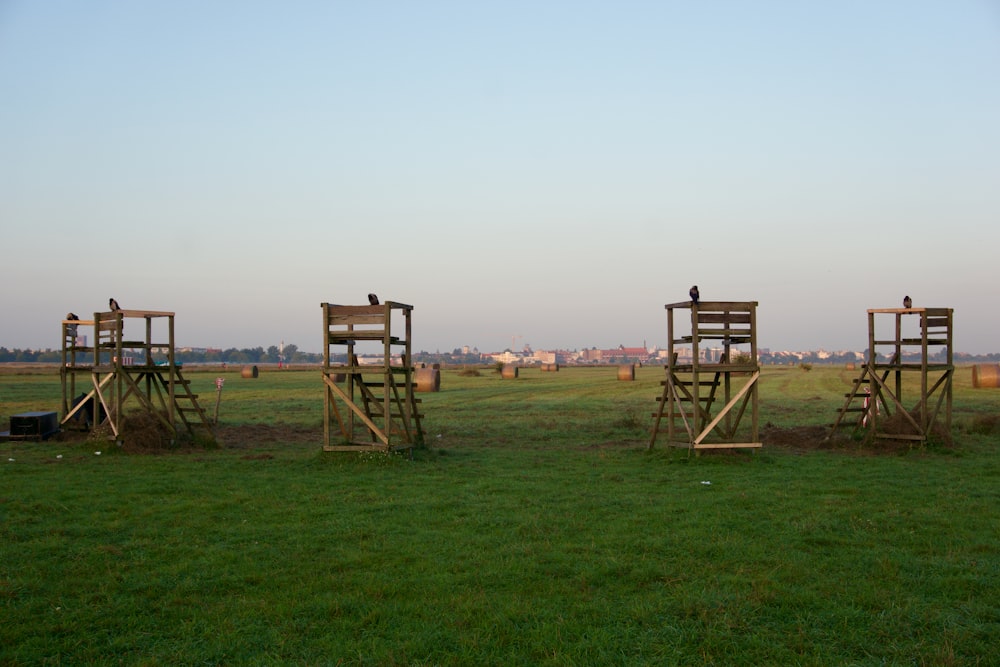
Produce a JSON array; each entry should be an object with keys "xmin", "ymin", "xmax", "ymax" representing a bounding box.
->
[{"xmin": 6, "ymin": 333, "xmax": 995, "ymax": 359}]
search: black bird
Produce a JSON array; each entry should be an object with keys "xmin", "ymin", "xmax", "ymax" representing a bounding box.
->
[
  {"xmin": 368, "ymin": 293, "xmax": 379, "ymax": 305},
  {"xmin": 689, "ymin": 285, "xmax": 700, "ymax": 305},
  {"xmin": 903, "ymin": 295, "xmax": 912, "ymax": 309},
  {"xmin": 66, "ymin": 312, "xmax": 79, "ymax": 337},
  {"xmin": 109, "ymin": 298, "xmax": 121, "ymax": 312}
]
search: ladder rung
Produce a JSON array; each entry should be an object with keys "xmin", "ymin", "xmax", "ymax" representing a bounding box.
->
[{"xmin": 655, "ymin": 396, "xmax": 713, "ymax": 403}]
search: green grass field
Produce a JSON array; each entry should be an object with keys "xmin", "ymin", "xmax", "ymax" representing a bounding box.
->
[{"xmin": 1, "ymin": 365, "xmax": 998, "ymax": 665}]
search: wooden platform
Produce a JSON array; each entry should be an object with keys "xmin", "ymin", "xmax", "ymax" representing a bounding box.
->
[
  {"xmin": 321, "ymin": 301, "xmax": 423, "ymax": 452},
  {"xmin": 650, "ymin": 300, "xmax": 761, "ymax": 451},
  {"xmin": 60, "ymin": 310, "xmax": 215, "ymax": 442},
  {"xmin": 829, "ymin": 306, "xmax": 954, "ymax": 445}
]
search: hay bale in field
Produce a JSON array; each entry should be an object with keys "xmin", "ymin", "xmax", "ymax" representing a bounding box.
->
[
  {"xmin": 541, "ymin": 363, "xmax": 559, "ymax": 372},
  {"xmin": 617, "ymin": 364, "xmax": 635, "ymax": 381},
  {"xmin": 845, "ymin": 362, "xmax": 856, "ymax": 371},
  {"xmin": 414, "ymin": 367, "xmax": 440, "ymax": 392},
  {"xmin": 241, "ymin": 365, "xmax": 259, "ymax": 379},
  {"xmin": 501, "ymin": 365, "xmax": 519, "ymax": 379},
  {"xmin": 972, "ymin": 364, "xmax": 1000, "ymax": 388}
]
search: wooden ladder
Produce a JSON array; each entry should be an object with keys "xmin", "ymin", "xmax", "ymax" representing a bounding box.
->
[{"xmin": 154, "ymin": 369, "xmax": 216, "ymax": 439}]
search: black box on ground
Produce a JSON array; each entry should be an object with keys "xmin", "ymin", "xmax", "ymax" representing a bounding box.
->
[{"xmin": 9, "ymin": 411, "xmax": 60, "ymax": 440}]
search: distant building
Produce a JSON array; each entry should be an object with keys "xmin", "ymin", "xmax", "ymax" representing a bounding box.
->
[{"xmin": 536, "ymin": 350, "xmax": 557, "ymax": 364}]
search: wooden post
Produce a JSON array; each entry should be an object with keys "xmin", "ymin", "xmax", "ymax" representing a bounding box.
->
[{"xmin": 214, "ymin": 377, "xmax": 224, "ymax": 424}]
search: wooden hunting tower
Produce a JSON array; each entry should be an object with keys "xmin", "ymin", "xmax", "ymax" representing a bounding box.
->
[
  {"xmin": 830, "ymin": 306, "xmax": 954, "ymax": 445},
  {"xmin": 59, "ymin": 309, "xmax": 214, "ymax": 442},
  {"xmin": 321, "ymin": 301, "xmax": 423, "ymax": 452},
  {"xmin": 650, "ymin": 300, "xmax": 761, "ymax": 451}
]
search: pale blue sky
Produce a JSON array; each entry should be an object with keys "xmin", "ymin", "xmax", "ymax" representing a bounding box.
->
[{"xmin": 2, "ymin": 1, "xmax": 998, "ymax": 354}]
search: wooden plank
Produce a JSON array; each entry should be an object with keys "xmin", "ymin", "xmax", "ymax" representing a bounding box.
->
[
  {"xmin": 323, "ymin": 444, "xmax": 391, "ymax": 452},
  {"xmin": 328, "ymin": 330, "xmax": 389, "ymax": 340},
  {"xmin": 694, "ymin": 327, "xmax": 751, "ymax": 336},
  {"xmin": 90, "ymin": 373, "xmax": 117, "ymax": 437},
  {"xmin": 323, "ymin": 304, "xmax": 383, "ymax": 315},
  {"xmin": 872, "ymin": 339, "xmax": 947, "ymax": 346},
  {"xmin": 655, "ymin": 395, "xmax": 712, "ymax": 403},
  {"xmin": 328, "ymin": 316, "xmax": 386, "ymax": 327},
  {"xmin": 321, "ymin": 302, "xmax": 412, "ymax": 313},
  {"xmin": 666, "ymin": 374, "xmax": 696, "ymax": 442},
  {"xmin": 664, "ymin": 300, "xmax": 758, "ymax": 310},
  {"xmin": 325, "ymin": 381, "xmax": 391, "ymax": 445},
  {"xmin": 693, "ymin": 442, "xmax": 762, "ymax": 449},
  {"xmin": 696, "ymin": 313, "xmax": 752, "ymax": 324},
  {"xmin": 693, "ymin": 371, "xmax": 759, "ymax": 446},
  {"xmin": 692, "ymin": 336, "xmax": 752, "ymax": 344},
  {"xmin": 895, "ymin": 338, "xmax": 949, "ymax": 345},
  {"xmin": 98, "ymin": 309, "xmax": 174, "ymax": 317}
]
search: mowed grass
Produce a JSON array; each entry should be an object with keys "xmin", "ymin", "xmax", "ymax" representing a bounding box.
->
[{"xmin": 1, "ymin": 365, "xmax": 998, "ymax": 665}]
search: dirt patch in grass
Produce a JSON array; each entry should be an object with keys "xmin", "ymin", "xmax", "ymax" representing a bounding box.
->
[
  {"xmin": 876, "ymin": 410, "xmax": 952, "ymax": 444},
  {"xmin": 761, "ymin": 419, "xmax": 957, "ymax": 455},
  {"xmin": 53, "ymin": 410, "xmax": 206, "ymax": 453},
  {"xmin": 967, "ymin": 413, "xmax": 1000, "ymax": 435},
  {"xmin": 760, "ymin": 424, "xmax": 833, "ymax": 451},
  {"xmin": 54, "ymin": 421, "xmax": 367, "ymax": 452}
]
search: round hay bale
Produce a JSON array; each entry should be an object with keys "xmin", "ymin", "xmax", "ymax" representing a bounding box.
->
[
  {"xmin": 845, "ymin": 362, "xmax": 856, "ymax": 371},
  {"xmin": 541, "ymin": 363, "xmax": 559, "ymax": 372},
  {"xmin": 241, "ymin": 365, "xmax": 259, "ymax": 379},
  {"xmin": 414, "ymin": 367, "xmax": 440, "ymax": 392},
  {"xmin": 972, "ymin": 364, "xmax": 1000, "ymax": 389},
  {"xmin": 501, "ymin": 365, "xmax": 519, "ymax": 379},
  {"xmin": 617, "ymin": 364, "xmax": 635, "ymax": 381},
  {"xmin": 331, "ymin": 372, "xmax": 347, "ymax": 383}
]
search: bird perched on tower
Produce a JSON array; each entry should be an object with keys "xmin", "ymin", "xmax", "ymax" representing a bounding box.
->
[
  {"xmin": 903, "ymin": 295, "xmax": 912, "ymax": 309},
  {"xmin": 689, "ymin": 285, "xmax": 700, "ymax": 305},
  {"xmin": 368, "ymin": 293, "xmax": 379, "ymax": 306},
  {"xmin": 66, "ymin": 313, "xmax": 79, "ymax": 337},
  {"xmin": 109, "ymin": 298, "xmax": 121, "ymax": 312}
]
